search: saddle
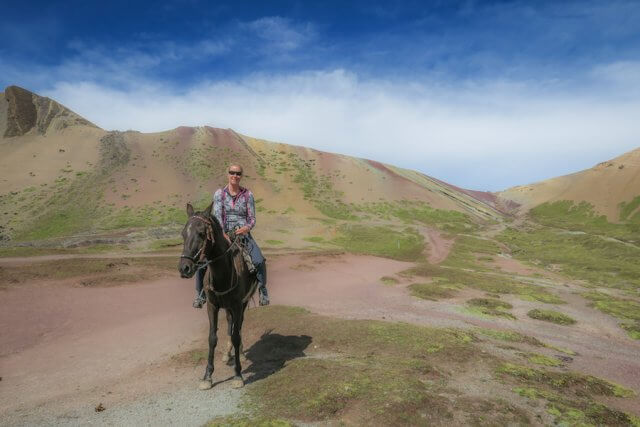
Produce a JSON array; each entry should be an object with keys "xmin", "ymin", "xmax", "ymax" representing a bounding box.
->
[{"xmin": 229, "ymin": 231, "xmax": 257, "ymax": 274}]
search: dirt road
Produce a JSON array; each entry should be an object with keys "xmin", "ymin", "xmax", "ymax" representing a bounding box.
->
[{"xmin": 1, "ymin": 252, "xmax": 639, "ymax": 425}]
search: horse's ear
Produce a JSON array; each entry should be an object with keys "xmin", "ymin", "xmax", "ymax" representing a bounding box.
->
[
  {"xmin": 203, "ymin": 202, "xmax": 213, "ymax": 218},
  {"xmin": 186, "ymin": 203, "xmax": 194, "ymax": 217}
]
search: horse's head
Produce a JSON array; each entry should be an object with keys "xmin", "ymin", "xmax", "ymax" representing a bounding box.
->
[{"xmin": 179, "ymin": 202, "xmax": 214, "ymax": 278}]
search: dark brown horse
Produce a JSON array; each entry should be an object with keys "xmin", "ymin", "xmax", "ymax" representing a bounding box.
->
[{"xmin": 178, "ymin": 202, "xmax": 258, "ymax": 390}]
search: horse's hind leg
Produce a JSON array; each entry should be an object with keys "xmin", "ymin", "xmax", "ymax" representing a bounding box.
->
[
  {"xmin": 230, "ymin": 306, "xmax": 245, "ymax": 388},
  {"xmin": 199, "ymin": 304, "xmax": 219, "ymax": 390},
  {"xmin": 222, "ymin": 309, "xmax": 246, "ymax": 363}
]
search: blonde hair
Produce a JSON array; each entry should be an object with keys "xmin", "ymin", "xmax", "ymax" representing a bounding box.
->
[{"xmin": 228, "ymin": 164, "xmax": 243, "ymax": 173}]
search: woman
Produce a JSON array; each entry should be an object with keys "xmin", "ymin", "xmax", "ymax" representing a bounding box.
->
[{"xmin": 193, "ymin": 164, "xmax": 269, "ymax": 307}]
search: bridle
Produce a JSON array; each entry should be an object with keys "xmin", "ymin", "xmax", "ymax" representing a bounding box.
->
[
  {"xmin": 180, "ymin": 214, "xmax": 241, "ymax": 297},
  {"xmin": 180, "ymin": 215, "xmax": 215, "ymax": 267}
]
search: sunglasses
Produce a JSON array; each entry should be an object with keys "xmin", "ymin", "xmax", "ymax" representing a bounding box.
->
[{"xmin": 228, "ymin": 170, "xmax": 242, "ymax": 176}]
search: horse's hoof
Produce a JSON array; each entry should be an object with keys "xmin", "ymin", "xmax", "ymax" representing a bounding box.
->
[
  {"xmin": 231, "ymin": 377, "xmax": 244, "ymax": 388},
  {"xmin": 199, "ymin": 380, "xmax": 213, "ymax": 390}
]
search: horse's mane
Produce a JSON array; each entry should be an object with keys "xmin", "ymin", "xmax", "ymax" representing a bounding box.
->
[{"xmin": 197, "ymin": 202, "xmax": 224, "ymax": 236}]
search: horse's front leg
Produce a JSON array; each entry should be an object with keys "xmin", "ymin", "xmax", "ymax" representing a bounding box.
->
[
  {"xmin": 199, "ymin": 303, "xmax": 219, "ymax": 390},
  {"xmin": 230, "ymin": 306, "xmax": 245, "ymax": 388},
  {"xmin": 222, "ymin": 310, "xmax": 234, "ymax": 363}
]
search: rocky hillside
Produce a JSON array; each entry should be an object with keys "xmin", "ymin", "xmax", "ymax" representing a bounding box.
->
[{"xmin": 0, "ymin": 86, "xmax": 501, "ymax": 246}]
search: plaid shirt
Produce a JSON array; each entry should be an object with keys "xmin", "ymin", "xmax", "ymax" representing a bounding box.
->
[{"xmin": 212, "ymin": 185, "xmax": 256, "ymax": 233}]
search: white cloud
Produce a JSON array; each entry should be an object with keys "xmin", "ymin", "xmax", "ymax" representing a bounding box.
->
[
  {"xmin": 241, "ymin": 16, "xmax": 316, "ymax": 52},
  {"xmin": 43, "ymin": 66, "xmax": 640, "ymax": 191}
]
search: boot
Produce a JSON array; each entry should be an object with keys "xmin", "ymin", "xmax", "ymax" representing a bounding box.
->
[
  {"xmin": 259, "ymin": 286, "xmax": 270, "ymax": 306},
  {"xmin": 256, "ymin": 261, "xmax": 269, "ymax": 306}
]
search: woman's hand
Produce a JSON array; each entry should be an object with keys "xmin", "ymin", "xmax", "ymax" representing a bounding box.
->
[
  {"xmin": 236, "ymin": 225, "xmax": 250, "ymax": 235},
  {"xmin": 223, "ymin": 232, "xmax": 232, "ymax": 244}
]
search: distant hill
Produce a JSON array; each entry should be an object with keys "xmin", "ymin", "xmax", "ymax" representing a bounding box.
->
[
  {"xmin": 0, "ymin": 86, "xmax": 501, "ymax": 246},
  {"xmin": 497, "ymin": 148, "xmax": 640, "ymax": 222}
]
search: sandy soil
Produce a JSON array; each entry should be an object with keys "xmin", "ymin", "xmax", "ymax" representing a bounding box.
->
[{"xmin": 1, "ymin": 253, "xmax": 639, "ymax": 425}]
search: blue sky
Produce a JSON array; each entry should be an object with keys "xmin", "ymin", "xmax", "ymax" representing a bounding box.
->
[{"xmin": 2, "ymin": 0, "xmax": 639, "ymax": 191}]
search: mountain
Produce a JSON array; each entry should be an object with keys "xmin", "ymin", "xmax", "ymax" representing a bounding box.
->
[
  {"xmin": 0, "ymin": 86, "xmax": 501, "ymax": 246},
  {"xmin": 497, "ymin": 148, "xmax": 640, "ymax": 222}
]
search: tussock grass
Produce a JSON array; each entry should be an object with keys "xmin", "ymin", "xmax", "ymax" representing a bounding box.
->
[
  {"xmin": 241, "ymin": 306, "xmax": 538, "ymax": 425},
  {"xmin": 208, "ymin": 417, "xmax": 292, "ymax": 426},
  {"xmin": 380, "ymin": 276, "xmax": 399, "ymax": 285},
  {"xmin": 619, "ymin": 195, "xmax": 640, "ymax": 222},
  {"xmin": 498, "ymin": 226, "xmax": 640, "ymax": 293},
  {"xmin": 403, "ymin": 263, "xmax": 563, "ymax": 304},
  {"xmin": 527, "ymin": 309, "xmax": 576, "ymax": 325},
  {"xmin": 467, "ymin": 298, "xmax": 515, "ymax": 319},
  {"xmin": 582, "ymin": 291, "xmax": 640, "ymax": 340},
  {"xmin": 499, "ymin": 362, "xmax": 636, "ymax": 426},
  {"xmin": 332, "ymin": 224, "xmax": 425, "ymax": 261},
  {"xmin": 522, "ymin": 353, "xmax": 563, "ymax": 367},
  {"xmin": 442, "ymin": 235, "xmax": 503, "ymax": 270},
  {"xmin": 354, "ymin": 201, "xmax": 477, "ymax": 233},
  {"xmin": 475, "ymin": 328, "xmax": 545, "ymax": 347},
  {"xmin": 409, "ymin": 280, "xmax": 461, "ymax": 300},
  {"xmin": 530, "ymin": 200, "xmax": 640, "ymax": 242}
]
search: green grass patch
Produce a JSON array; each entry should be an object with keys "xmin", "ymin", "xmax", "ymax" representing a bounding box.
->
[
  {"xmin": 380, "ymin": 276, "xmax": 399, "ymax": 285},
  {"xmin": 241, "ymin": 306, "xmax": 535, "ymax": 425},
  {"xmin": 332, "ymin": 224, "xmax": 425, "ymax": 261},
  {"xmin": 302, "ymin": 236, "xmax": 325, "ymax": 243},
  {"xmin": 466, "ymin": 298, "xmax": 515, "ymax": 319},
  {"xmin": 513, "ymin": 386, "xmax": 637, "ymax": 427},
  {"xmin": 582, "ymin": 291, "xmax": 640, "ymax": 340},
  {"xmin": 498, "ymin": 226, "xmax": 640, "ymax": 293},
  {"xmin": 523, "ymin": 353, "xmax": 563, "ymax": 367},
  {"xmin": 208, "ymin": 416, "xmax": 293, "ymax": 427},
  {"xmin": 354, "ymin": 201, "xmax": 477, "ymax": 233},
  {"xmin": 500, "ymin": 362, "xmax": 637, "ymax": 426},
  {"xmin": 475, "ymin": 328, "xmax": 545, "ymax": 347},
  {"xmin": 265, "ymin": 240, "xmax": 284, "ymax": 245},
  {"xmin": 148, "ymin": 237, "xmax": 183, "ymax": 250},
  {"xmin": 527, "ymin": 309, "xmax": 576, "ymax": 325},
  {"xmin": 402, "ymin": 263, "xmax": 564, "ymax": 304},
  {"xmin": 475, "ymin": 328, "xmax": 577, "ymax": 355},
  {"xmin": 409, "ymin": 280, "xmax": 461, "ymax": 300},
  {"xmin": 619, "ymin": 195, "xmax": 640, "ymax": 222},
  {"xmin": 530, "ymin": 200, "xmax": 640, "ymax": 242},
  {"xmin": 442, "ymin": 235, "xmax": 502, "ymax": 270},
  {"xmin": 498, "ymin": 362, "xmax": 635, "ymax": 398}
]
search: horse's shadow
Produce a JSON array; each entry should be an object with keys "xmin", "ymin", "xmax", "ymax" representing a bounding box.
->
[{"xmin": 241, "ymin": 330, "xmax": 312, "ymax": 385}]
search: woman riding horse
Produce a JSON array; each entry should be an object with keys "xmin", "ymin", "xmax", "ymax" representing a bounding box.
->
[{"xmin": 193, "ymin": 163, "xmax": 269, "ymax": 307}]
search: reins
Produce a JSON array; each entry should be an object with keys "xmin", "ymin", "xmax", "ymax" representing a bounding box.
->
[{"xmin": 180, "ymin": 214, "xmax": 242, "ymax": 298}]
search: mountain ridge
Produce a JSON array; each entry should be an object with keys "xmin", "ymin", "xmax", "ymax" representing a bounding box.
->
[
  {"xmin": 2, "ymin": 85, "xmax": 638, "ymax": 245},
  {"xmin": 0, "ymin": 86, "xmax": 502, "ymax": 244}
]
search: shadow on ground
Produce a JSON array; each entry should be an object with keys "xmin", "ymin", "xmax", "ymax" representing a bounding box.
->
[{"xmin": 242, "ymin": 330, "xmax": 312, "ymax": 384}]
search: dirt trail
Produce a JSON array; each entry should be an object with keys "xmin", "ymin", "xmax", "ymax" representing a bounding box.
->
[
  {"xmin": 420, "ymin": 227, "xmax": 454, "ymax": 264},
  {"xmin": 1, "ymin": 252, "xmax": 639, "ymax": 425}
]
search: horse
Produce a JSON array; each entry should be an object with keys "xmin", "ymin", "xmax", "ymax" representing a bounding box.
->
[{"xmin": 178, "ymin": 202, "xmax": 258, "ymax": 390}]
